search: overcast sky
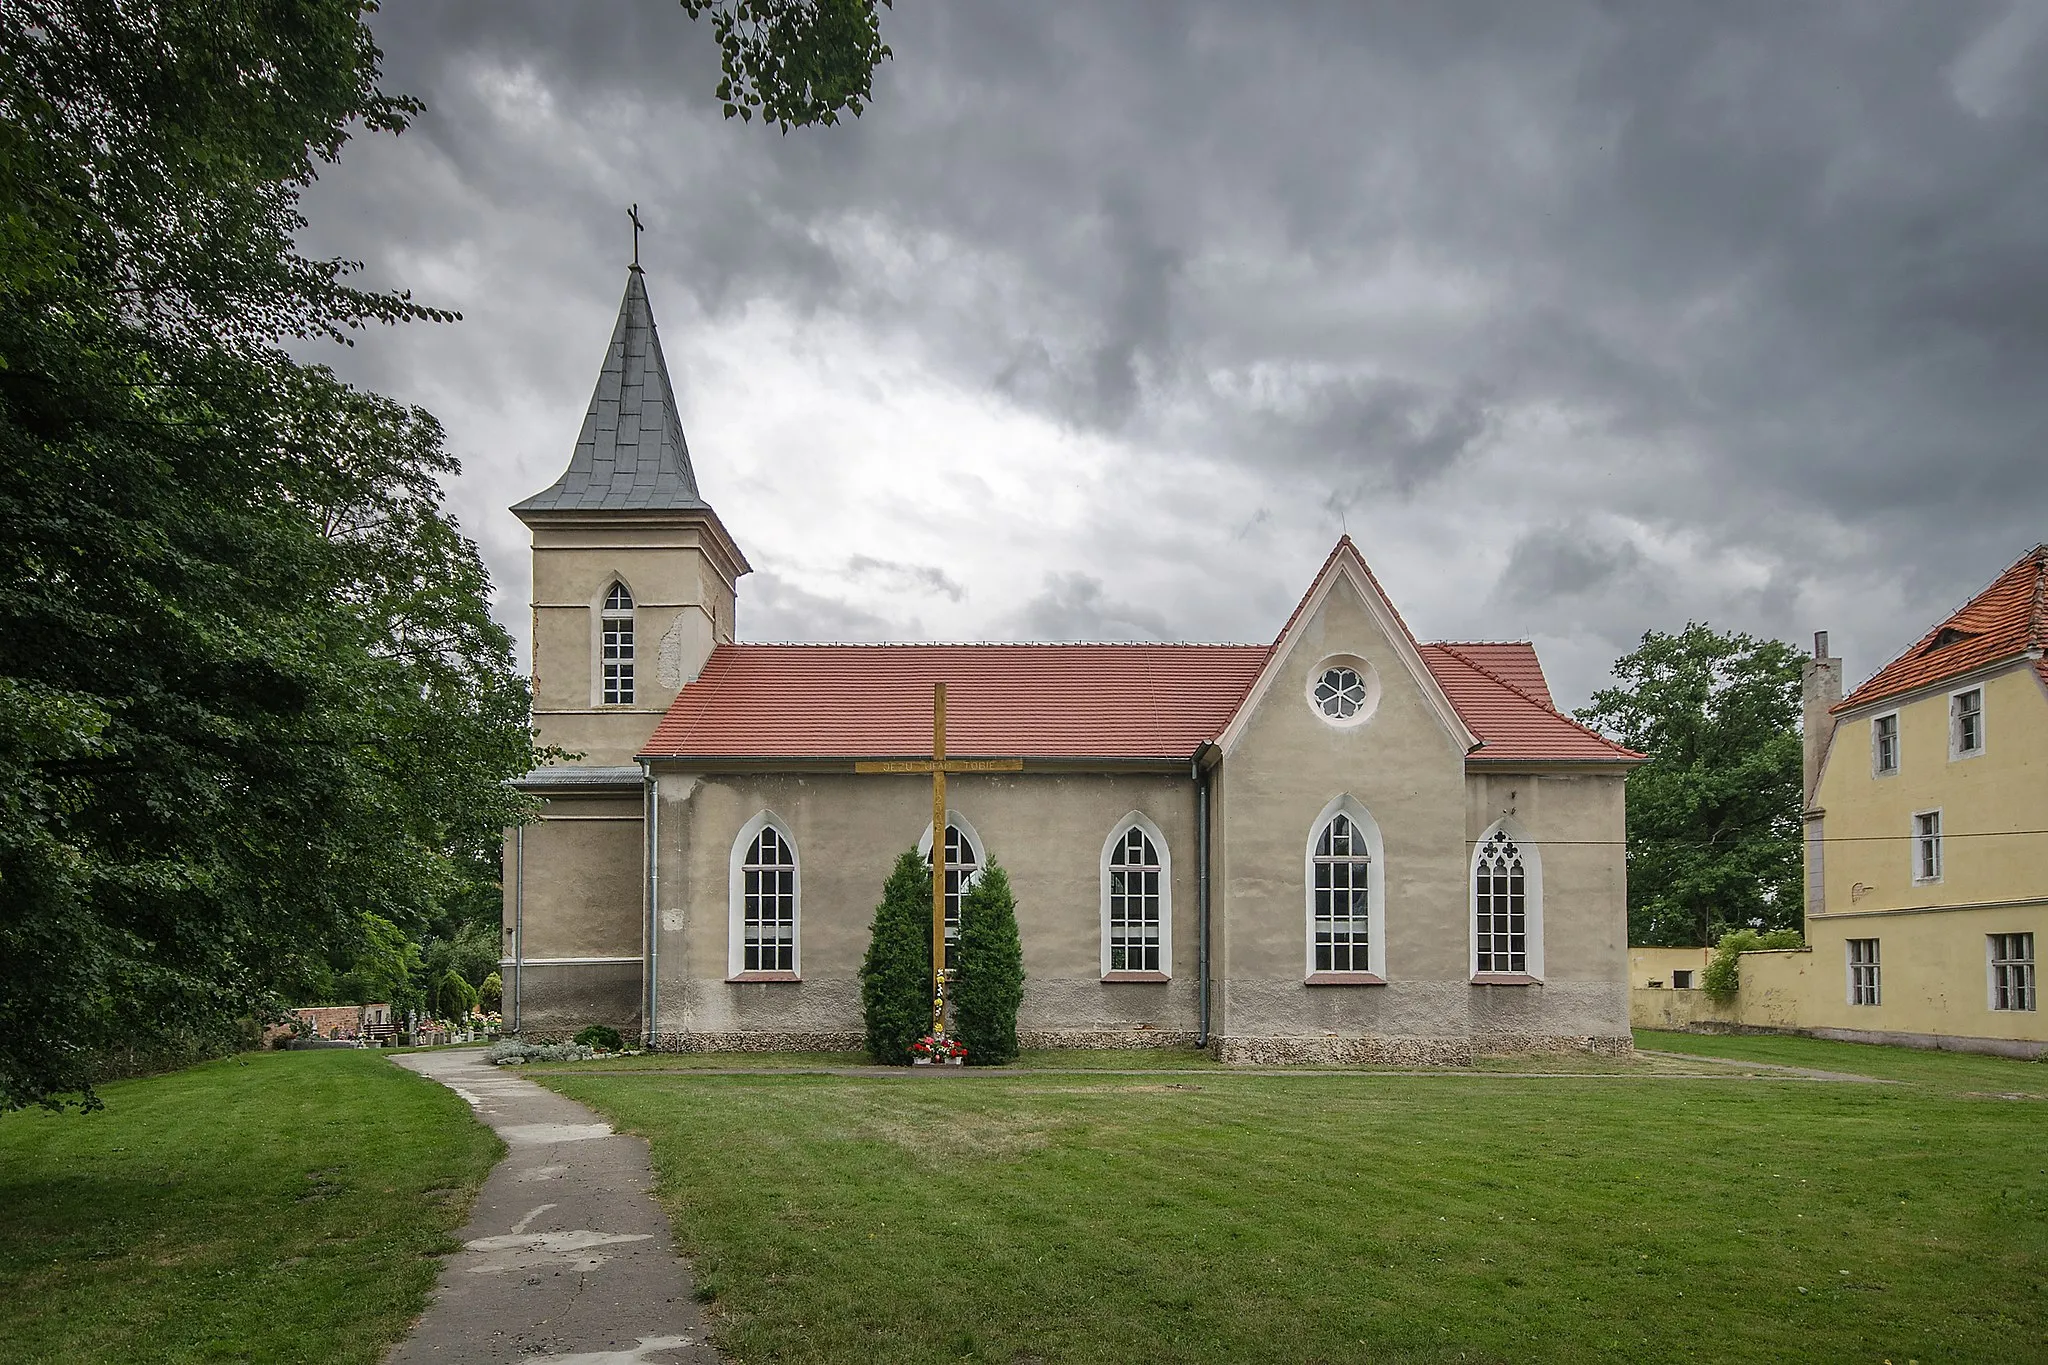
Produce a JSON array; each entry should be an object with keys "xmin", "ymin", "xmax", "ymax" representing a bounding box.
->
[{"xmin": 298, "ymin": 0, "xmax": 2048, "ymax": 710}]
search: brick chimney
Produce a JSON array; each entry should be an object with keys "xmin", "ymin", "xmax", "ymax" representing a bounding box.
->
[{"xmin": 1801, "ymin": 630, "xmax": 1843, "ymax": 808}]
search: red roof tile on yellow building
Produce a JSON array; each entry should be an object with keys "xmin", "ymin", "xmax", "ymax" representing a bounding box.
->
[{"xmin": 1835, "ymin": 544, "xmax": 2048, "ymax": 714}]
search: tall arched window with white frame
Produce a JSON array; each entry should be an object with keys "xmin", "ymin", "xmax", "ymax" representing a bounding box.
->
[
  {"xmin": 922, "ymin": 822, "xmax": 982, "ymax": 971},
  {"xmin": 729, "ymin": 813, "xmax": 800, "ymax": 979},
  {"xmin": 1102, "ymin": 817, "xmax": 1171, "ymax": 977},
  {"xmin": 1305, "ymin": 797, "xmax": 1386, "ymax": 981},
  {"xmin": 1470, "ymin": 820, "xmax": 1543, "ymax": 980},
  {"xmin": 742, "ymin": 826, "xmax": 797, "ymax": 972},
  {"xmin": 1473, "ymin": 830, "xmax": 1526, "ymax": 973},
  {"xmin": 601, "ymin": 582, "xmax": 635, "ymax": 704},
  {"xmin": 1312, "ymin": 814, "xmax": 1372, "ymax": 972}
]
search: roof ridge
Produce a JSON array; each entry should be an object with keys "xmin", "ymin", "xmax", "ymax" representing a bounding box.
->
[
  {"xmin": 1432, "ymin": 641, "xmax": 1641, "ymax": 758},
  {"xmin": 726, "ymin": 640, "xmax": 1274, "ymax": 650},
  {"xmin": 2029, "ymin": 544, "xmax": 2048, "ymax": 650}
]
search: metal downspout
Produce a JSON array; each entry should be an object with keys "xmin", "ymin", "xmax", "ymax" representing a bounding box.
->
[
  {"xmin": 642, "ymin": 761, "xmax": 660, "ymax": 1049},
  {"xmin": 1193, "ymin": 746, "xmax": 1213, "ymax": 1049},
  {"xmin": 512, "ymin": 824, "xmax": 525, "ymax": 1035}
]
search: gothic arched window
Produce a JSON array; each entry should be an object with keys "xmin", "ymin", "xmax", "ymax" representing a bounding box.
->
[
  {"xmin": 1311, "ymin": 813, "xmax": 1371, "ymax": 972},
  {"xmin": 1105, "ymin": 822, "xmax": 1166, "ymax": 974},
  {"xmin": 742, "ymin": 826, "xmax": 797, "ymax": 972},
  {"xmin": 729, "ymin": 814, "xmax": 800, "ymax": 978},
  {"xmin": 1473, "ymin": 830, "xmax": 1526, "ymax": 974},
  {"xmin": 1470, "ymin": 822, "xmax": 1543, "ymax": 980},
  {"xmin": 924, "ymin": 822, "xmax": 982, "ymax": 971},
  {"xmin": 601, "ymin": 582, "xmax": 635, "ymax": 705}
]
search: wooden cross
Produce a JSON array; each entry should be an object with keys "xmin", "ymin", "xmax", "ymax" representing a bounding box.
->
[
  {"xmin": 855, "ymin": 683, "xmax": 1022, "ymax": 1038},
  {"xmin": 629, "ymin": 203, "xmax": 645, "ymax": 268}
]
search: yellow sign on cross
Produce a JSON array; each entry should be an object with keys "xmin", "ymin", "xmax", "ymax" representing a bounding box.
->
[{"xmin": 854, "ymin": 683, "xmax": 1023, "ymax": 1037}]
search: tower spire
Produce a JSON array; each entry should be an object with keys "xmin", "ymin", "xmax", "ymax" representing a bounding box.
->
[{"xmin": 512, "ymin": 266, "xmax": 706, "ymax": 513}]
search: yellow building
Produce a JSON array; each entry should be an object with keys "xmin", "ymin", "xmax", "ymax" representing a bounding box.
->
[{"xmin": 1796, "ymin": 545, "xmax": 2047, "ymax": 1056}]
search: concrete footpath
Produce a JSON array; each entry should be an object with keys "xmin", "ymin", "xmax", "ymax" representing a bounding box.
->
[{"xmin": 387, "ymin": 1049, "xmax": 722, "ymax": 1365}]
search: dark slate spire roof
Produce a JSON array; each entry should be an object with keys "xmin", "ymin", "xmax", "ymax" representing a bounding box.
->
[{"xmin": 513, "ymin": 267, "xmax": 708, "ymax": 514}]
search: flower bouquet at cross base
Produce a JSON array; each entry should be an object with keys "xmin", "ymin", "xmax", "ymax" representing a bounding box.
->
[{"xmin": 910, "ymin": 1034, "xmax": 967, "ymax": 1066}]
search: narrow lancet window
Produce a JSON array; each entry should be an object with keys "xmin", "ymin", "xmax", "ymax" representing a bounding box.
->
[
  {"xmin": 1474, "ymin": 830, "xmax": 1528, "ymax": 973},
  {"xmin": 1108, "ymin": 827, "xmax": 1163, "ymax": 972},
  {"xmin": 602, "ymin": 582, "xmax": 635, "ymax": 704},
  {"xmin": 926, "ymin": 825, "xmax": 980, "ymax": 970},
  {"xmin": 742, "ymin": 826, "xmax": 796, "ymax": 972},
  {"xmin": 1312, "ymin": 814, "xmax": 1371, "ymax": 971}
]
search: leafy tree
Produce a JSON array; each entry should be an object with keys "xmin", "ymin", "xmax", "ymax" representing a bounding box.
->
[
  {"xmin": 954, "ymin": 858, "xmax": 1024, "ymax": 1066},
  {"xmin": 860, "ymin": 850, "xmax": 932, "ymax": 1065},
  {"xmin": 479, "ymin": 971, "xmax": 503, "ymax": 1014},
  {"xmin": 0, "ymin": 2, "xmax": 545, "ymax": 1109},
  {"xmin": 683, "ymin": 0, "xmax": 892, "ymax": 129},
  {"xmin": 1576, "ymin": 625, "xmax": 1805, "ymax": 947},
  {"xmin": 335, "ymin": 914, "xmax": 424, "ymax": 1017}
]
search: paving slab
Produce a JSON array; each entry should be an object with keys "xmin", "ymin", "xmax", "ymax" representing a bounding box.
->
[{"xmin": 387, "ymin": 1049, "xmax": 721, "ymax": 1365}]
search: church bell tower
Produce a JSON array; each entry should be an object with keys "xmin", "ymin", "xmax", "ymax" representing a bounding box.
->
[{"xmin": 513, "ymin": 264, "xmax": 751, "ymax": 766}]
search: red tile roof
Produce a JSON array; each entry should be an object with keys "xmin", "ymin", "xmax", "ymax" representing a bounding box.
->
[
  {"xmin": 1420, "ymin": 644, "xmax": 1642, "ymax": 764},
  {"xmin": 646, "ymin": 643, "xmax": 1271, "ymax": 760},
  {"xmin": 1432, "ymin": 642, "xmax": 1557, "ymax": 709},
  {"xmin": 644, "ymin": 638, "xmax": 1642, "ymax": 765},
  {"xmin": 1835, "ymin": 544, "xmax": 2048, "ymax": 714}
]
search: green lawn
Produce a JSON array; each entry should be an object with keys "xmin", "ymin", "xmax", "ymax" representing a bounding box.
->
[
  {"xmin": 0, "ymin": 1049, "xmax": 499, "ymax": 1364},
  {"xmin": 539, "ymin": 1032, "xmax": 2048, "ymax": 1364}
]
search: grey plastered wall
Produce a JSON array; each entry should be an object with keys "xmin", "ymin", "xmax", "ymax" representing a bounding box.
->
[
  {"xmin": 649, "ymin": 767, "xmax": 1201, "ymax": 1044},
  {"xmin": 512, "ymin": 795, "xmax": 645, "ymax": 959},
  {"xmin": 502, "ymin": 793, "xmax": 648, "ymax": 1036},
  {"xmin": 1213, "ymin": 572, "xmax": 1474, "ymax": 1043},
  {"xmin": 1462, "ymin": 769, "xmax": 1632, "ymax": 1041}
]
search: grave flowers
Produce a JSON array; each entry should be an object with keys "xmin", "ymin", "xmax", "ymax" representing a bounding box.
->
[{"xmin": 910, "ymin": 1034, "xmax": 967, "ymax": 1066}]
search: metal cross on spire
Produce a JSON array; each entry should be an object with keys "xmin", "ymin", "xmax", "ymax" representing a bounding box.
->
[{"xmin": 629, "ymin": 203, "xmax": 645, "ymax": 269}]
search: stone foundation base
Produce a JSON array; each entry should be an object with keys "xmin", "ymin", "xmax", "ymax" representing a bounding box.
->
[
  {"xmin": 1018, "ymin": 1028, "xmax": 1202, "ymax": 1051},
  {"xmin": 648, "ymin": 1030, "xmax": 865, "ymax": 1054},
  {"xmin": 1210, "ymin": 1033, "xmax": 1635, "ymax": 1066}
]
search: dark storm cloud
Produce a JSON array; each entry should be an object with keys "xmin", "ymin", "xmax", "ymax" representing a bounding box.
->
[
  {"xmin": 1012, "ymin": 574, "xmax": 1173, "ymax": 643},
  {"xmin": 307, "ymin": 0, "xmax": 2048, "ymax": 706},
  {"xmin": 1498, "ymin": 526, "xmax": 1649, "ymax": 608},
  {"xmin": 845, "ymin": 555, "xmax": 967, "ymax": 602},
  {"xmin": 741, "ymin": 571, "xmax": 907, "ymax": 643}
]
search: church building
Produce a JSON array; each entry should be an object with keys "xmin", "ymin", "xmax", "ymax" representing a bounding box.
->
[{"xmin": 503, "ymin": 266, "xmax": 1644, "ymax": 1063}]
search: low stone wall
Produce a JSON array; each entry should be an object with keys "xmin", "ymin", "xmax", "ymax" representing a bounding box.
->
[
  {"xmin": 1209, "ymin": 1033, "xmax": 1633, "ymax": 1066},
  {"xmin": 1019, "ymin": 1028, "xmax": 1201, "ymax": 1051},
  {"xmin": 650, "ymin": 1031, "xmax": 865, "ymax": 1053}
]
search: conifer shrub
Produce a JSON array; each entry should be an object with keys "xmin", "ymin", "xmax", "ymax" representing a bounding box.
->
[
  {"xmin": 861, "ymin": 850, "xmax": 934, "ymax": 1065},
  {"xmin": 954, "ymin": 857, "xmax": 1024, "ymax": 1066}
]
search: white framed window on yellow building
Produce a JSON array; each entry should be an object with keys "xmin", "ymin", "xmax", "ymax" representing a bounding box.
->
[
  {"xmin": 1847, "ymin": 938, "xmax": 1881, "ymax": 1006},
  {"xmin": 1871, "ymin": 712, "xmax": 1900, "ymax": 775},
  {"xmin": 1949, "ymin": 686, "xmax": 1985, "ymax": 759},
  {"xmin": 1989, "ymin": 933, "xmax": 2035, "ymax": 1013},
  {"xmin": 1911, "ymin": 810, "xmax": 1942, "ymax": 884}
]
